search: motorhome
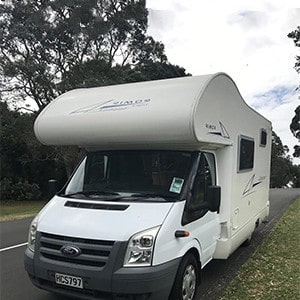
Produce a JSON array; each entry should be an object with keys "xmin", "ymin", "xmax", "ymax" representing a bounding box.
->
[{"xmin": 25, "ymin": 73, "xmax": 272, "ymax": 300}]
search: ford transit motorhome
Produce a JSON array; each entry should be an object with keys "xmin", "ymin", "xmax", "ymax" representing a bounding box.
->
[{"xmin": 25, "ymin": 73, "xmax": 272, "ymax": 300}]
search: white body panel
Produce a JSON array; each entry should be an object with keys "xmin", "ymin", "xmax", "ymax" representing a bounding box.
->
[
  {"xmin": 34, "ymin": 74, "xmax": 233, "ymax": 148},
  {"xmin": 38, "ymin": 196, "xmax": 173, "ymax": 241},
  {"xmin": 34, "ymin": 73, "xmax": 272, "ymax": 266},
  {"xmin": 153, "ymin": 201, "xmax": 220, "ymax": 267}
]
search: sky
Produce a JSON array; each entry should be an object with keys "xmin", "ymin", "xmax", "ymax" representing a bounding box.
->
[{"xmin": 146, "ymin": 0, "xmax": 300, "ymax": 164}]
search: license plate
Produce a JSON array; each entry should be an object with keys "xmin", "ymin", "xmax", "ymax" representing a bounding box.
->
[{"xmin": 55, "ymin": 273, "xmax": 83, "ymax": 289}]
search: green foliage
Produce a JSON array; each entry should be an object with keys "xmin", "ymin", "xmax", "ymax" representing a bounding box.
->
[
  {"xmin": 289, "ymin": 105, "xmax": 300, "ymax": 158},
  {"xmin": 221, "ymin": 197, "xmax": 300, "ymax": 300},
  {"xmin": 0, "ymin": 0, "xmax": 185, "ymax": 110},
  {"xmin": 0, "ymin": 1, "xmax": 188, "ymax": 199},
  {"xmin": 290, "ymin": 164, "xmax": 300, "ymax": 188},
  {"xmin": 270, "ymin": 131, "xmax": 295, "ymax": 188},
  {"xmin": 288, "ymin": 27, "xmax": 300, "ymax": 157},
  {"xmin": 0, "ymin": 178, "xmax": 41, "ymax": 201},
  {"xmin": 0, "ymin": 102, "xmax": 67, "ymax": 199},
  {"xmin": 60, "ymin": 60, "xmax": 188, "ymax": 90},
  {"xmin": 288, "ymin": 26, "xmax": 300, "ymax": 78}
]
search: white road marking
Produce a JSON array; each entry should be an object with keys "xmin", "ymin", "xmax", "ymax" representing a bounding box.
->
[{"xmin": 0, "ymin": 242, "xmax": 28, "ymax": 252}]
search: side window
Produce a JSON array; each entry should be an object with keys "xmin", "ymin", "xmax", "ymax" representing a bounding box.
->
[
  {"xmin": 260, "ymin": 129, "xmax": 267, "ymax": 147},
  {"xmin": 204, "ymin": 153, "xmax": 216, "ymax": 185},
  {"xmin": 186, "ymin": 153, "xmax": 216, "ymax": 222},
  {"xmin": 238, "ymin": 136, "xmax": 254, "ymax": 172}
]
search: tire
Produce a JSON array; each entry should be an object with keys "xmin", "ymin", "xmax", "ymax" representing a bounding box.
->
[{"xmin": 169, "ymin": 254, "xmax": 199, "ymax": 300}]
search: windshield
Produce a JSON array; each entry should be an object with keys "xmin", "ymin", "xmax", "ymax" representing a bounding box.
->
[{"xmin": 63, "ymin": 150, "xmax": 194, "ymax": 202}]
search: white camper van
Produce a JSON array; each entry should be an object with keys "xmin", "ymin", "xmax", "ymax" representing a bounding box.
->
[{"xmin": 25, "ymin": 73, "xmax": 271, "ymax": 300}]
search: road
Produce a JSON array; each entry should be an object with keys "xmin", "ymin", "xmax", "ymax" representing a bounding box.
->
[{"xmin": 0, "ymin": 189, "xmax": 299, "ymax": 300}]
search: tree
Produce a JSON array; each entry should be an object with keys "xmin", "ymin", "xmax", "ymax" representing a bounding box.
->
[
  {"xmin": 59, "ymin": 59, "xmax": 187, "ymax": 91},
  {"xmin": 0, "ymin": 102, "xmax": 67, "ymax": 200},
  {"xmin": 288, "ymin": 26, "xmax": 300, "ymax": 83},
  {"xmin": 0, "ymin": 0, "xmax": 186, "ymax": 111},
  {"xmin": 270, "ymin": 131, "xmax": 294, "ymax": 188},
  {"xmin": 288, "ymin": 27, "xmax": 300, "ymax": 157},
  {"xmin": 289, "ymin": 105, "xmax": 300, "ymax": 157},
  {"xmin": 291, "ymin": 164, "xmax": 300, "ymax": 188},
  {"xmin": 0, "ymin": 1, "xmax": 189, "ymax": 198}
]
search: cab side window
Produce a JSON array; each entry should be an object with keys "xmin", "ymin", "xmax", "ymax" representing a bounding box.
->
[
  {"xmin": 184, "ymin": 153, "xmax": 216, "ymax": 223},
  {"xmin": 191, "ymin": 153, "xmax": 214, "ymax": 204}
]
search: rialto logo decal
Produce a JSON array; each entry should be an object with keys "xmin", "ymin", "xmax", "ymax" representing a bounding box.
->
[
  {"xmin": 71, "ymin": 98, "xmax": 151, "ymax": 114},
  {"xmin": 242, "ymin": 174, "xmax": 266, "ymax": 197},
  {"xmin": 206, "ymin": 121, "xmax": 230, "ymax": 139}
]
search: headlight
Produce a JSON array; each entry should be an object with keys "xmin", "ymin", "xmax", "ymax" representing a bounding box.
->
[
  {"xmin": 28, "ymin": 216, "xmax": 38, "ymax": 252},
  {"xmin": 124, "ymin": 226, "xmax": 160, "ymax": 267}
]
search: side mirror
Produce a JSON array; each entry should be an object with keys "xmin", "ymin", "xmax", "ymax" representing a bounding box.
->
[
  {"xmin": 48, "ymin": 179, "xmax": 58, "ymax": 199},
  {"xmin": 206, "ymin": 186, "xmax": 221, "ymax": 212}
]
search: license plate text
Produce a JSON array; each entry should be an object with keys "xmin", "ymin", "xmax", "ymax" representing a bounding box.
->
[{"xmin": 55, "ymin": 273, "xmax": 83, "ymax": 289}]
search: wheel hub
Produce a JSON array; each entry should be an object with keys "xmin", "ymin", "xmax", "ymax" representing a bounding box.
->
[{"xmin": 182, "ymin": 264, "xmax": 196, "ymax": 300}]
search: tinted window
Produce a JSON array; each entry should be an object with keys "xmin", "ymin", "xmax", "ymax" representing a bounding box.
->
[
  {"xmin": 260, "ymin": 129, "xmax": 267, "ymax": 147},
  {"xmin": 64, "ymin": 150, "xmax": 194, "ymax": 201},
  {"xmin": 238, "ymin": 136, "xmax": 254, "ymax": 171},
  {"xmin": 185, "ymin": 153, "xmax": 216, "ymax": 222}
]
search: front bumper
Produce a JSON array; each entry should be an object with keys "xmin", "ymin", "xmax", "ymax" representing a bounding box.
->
[{"xmin": 24, "ymin": 241, "xmax": 179, "ymax": 300}]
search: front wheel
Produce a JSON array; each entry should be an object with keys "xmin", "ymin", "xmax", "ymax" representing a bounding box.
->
[{"xmin": 169, "ymin": 254, "xmax": 199, "ymax": 300}]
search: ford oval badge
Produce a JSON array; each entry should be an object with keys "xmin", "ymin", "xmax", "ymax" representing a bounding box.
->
[{"xmin": 60, "ymin": 245, "xmax": 81, "ymax": 257}]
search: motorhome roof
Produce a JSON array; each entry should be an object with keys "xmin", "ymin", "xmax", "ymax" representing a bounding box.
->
[{"xmin": 34, "ymin": 72, "xmax": 269, "ymax": 150}]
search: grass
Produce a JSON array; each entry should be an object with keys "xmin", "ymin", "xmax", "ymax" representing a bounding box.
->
[
  {"xmin": 221, "ymin": 197, "xmax": 300, "ymax": 300},
  {"xmin": 0, "ymin": 200, "xmax": 47, "ymax": 222}
]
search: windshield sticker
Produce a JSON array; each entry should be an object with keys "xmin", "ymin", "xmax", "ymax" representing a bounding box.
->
[{"xmin": 169, "ymin": 177, "xmax": 184, "ymax": 194}]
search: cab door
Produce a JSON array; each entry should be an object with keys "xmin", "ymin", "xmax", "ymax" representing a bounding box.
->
[{"xmin": 182, "ymin": 152, "xmax": 220, "ymax": 266}]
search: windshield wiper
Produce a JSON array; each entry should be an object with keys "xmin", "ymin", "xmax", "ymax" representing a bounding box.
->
[
  {"xmin": 62, "ymin": 191, "xmax": 177, "ymax": 202},
  {"xmin": 63, "ymin": 191, "xmax": 120, "ymax": 198},
  {"xmin": 130, "ymin": 192, "xmax": 177, "ymax": 200}
]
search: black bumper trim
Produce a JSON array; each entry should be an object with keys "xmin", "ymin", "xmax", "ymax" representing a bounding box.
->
[{"xmin": 24, "ymin": 245, "xmax": 180, "ymax": 300}]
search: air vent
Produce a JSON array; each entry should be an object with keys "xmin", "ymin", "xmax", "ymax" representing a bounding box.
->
[{"xmin": 65, "ymin": 201, "xmax": 129, "ymax": 211}]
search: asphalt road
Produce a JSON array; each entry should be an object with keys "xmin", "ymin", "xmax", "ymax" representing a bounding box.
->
[{"xmin": 0, "ymin": 188, "xmax": 299, "ymax": 300}]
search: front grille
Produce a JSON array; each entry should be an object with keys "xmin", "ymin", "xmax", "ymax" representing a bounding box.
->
[{"xmin": 39, "ymin": 232, "xmax": 115, "ymax": 268}]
